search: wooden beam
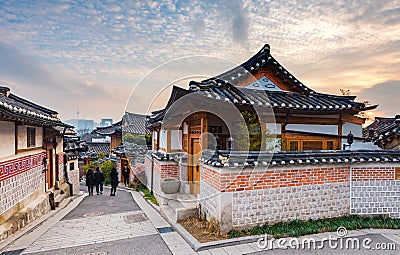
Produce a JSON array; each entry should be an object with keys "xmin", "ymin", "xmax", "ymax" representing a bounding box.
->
[
  {"xmin": 275, "ymin": 116, "xmax": 340, "ymax": 125},
  {"xmin": 341, "ymin": 113, "xmax": 365, "ymax": 125}
]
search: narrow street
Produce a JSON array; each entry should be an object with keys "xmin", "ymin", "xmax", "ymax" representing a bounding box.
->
[
  {"xmin": 2, "ymin": 185, "xmax": 180, "ymax": 255},
  {"xmin": 2, "ymin": 185, "xmax": 400, "ymax": 255}
]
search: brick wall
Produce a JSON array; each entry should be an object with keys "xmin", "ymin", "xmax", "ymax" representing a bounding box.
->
[
  {"xmin": 0, "ymin": 152, "xmax": 46, "ymax": 215},
  {"xmin": 351, "ymin": 165, "xmax": 400, "ymax": 218},
  {"xmin": 352, "ymin": 167, "xmax": 394, "ymax": 181},
  {"xmin": 202, "ymin": 165, "xmax": 350, "ymax": 192},
  {"xmin": 199, "ymin": 163, "xmax": 400, "ymax": 231}
]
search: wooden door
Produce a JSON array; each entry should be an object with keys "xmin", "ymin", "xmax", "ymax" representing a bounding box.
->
[
  {"xmin": 189, "ymin": 138, "xmax": 201, "ymax": 194},
  {"xmin": 46, "ymin": 149, "xmax": 54, "ymax": 189}
]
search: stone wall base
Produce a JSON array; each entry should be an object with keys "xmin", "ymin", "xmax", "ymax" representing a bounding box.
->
[{"xmin": 0, "ymin": 193, "xmax": 50, "ymax": 241}]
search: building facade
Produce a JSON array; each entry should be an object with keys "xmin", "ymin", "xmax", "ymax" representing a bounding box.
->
[
  {"xmin": 130, "ymin": 45, "xmax": 400, "ymax": 231},
  {"xmin": 0, "ymin": 86, "xmax": 71, "ymax": 240}
]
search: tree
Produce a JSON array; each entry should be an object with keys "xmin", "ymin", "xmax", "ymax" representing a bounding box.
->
[
  {"xmin": 339, "ymin": 88, "xmax": 372, "ymax": 120},
  {"xmin": 100, "ymin": 160, "xmax": 116, "ymax": 185},
  {"xmin": 235, "ymin": 111, "xmax": 261, "ymax": 151},
  {"xmin": 123, "ymin": 133, "xmax": 146, "ymax": 145},
  {"xmin": 82, "ymin": 161, "xmax": 98, "ymax": 175}
]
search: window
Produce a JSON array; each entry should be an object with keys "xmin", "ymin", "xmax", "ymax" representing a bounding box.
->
[
  {"xmin": 69, "ymin": 162, "xmax": 75, "ymax": 171},
  {"xmin": 327, "ymin": 140, "xmax": 334, "ymax": 150},
  {"xmin": 289, "ymin": 141, "xmax": 299, "ymax": 151},
  {"xmin": 27, "ymin": 127, "xmax": 36, "ymax": 147},
  {"xmin": 302, "ymin": 141, "xmax": 323, "ymax": 150}
]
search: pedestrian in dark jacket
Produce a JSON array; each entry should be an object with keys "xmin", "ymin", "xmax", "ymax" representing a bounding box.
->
[
  {"xmin": 110, "ymin": 167, "xmax": 119, "ymax": 196},
  {"xmin": 94, "ymin": 167, "xmax": 105, "ymax": 195},
  {"xmin": 86, "ymin": 169, "xmax": 95, "ymax": 195},
  {"xmin": 122, "ymin": 165, "xmax": 129, "ymax": 186}
]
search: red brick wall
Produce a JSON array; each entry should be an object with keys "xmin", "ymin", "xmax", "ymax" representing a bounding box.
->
[
  {"xmin": 352, "ymin": 167, "xmax": 395, "ymax": 181},
  {"xmin": 133, "ymin": 157, "xmax": 179, "ymax": 179},
  {"xmin": 202, "ymin": 165, "xmax": 400, "ymax": 193},
  {"xmin": 202, "ymin": 165, "xmax": 352, "ymax": 192}
]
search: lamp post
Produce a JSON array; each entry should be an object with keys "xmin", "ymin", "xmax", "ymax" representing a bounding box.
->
[
  {"xmin": 343, "ymin": 132, "xmax": 354, "ymax": 150},
  {"xmin": 227, "ymin": 137, "xmax": 233, "ymax": 152}
]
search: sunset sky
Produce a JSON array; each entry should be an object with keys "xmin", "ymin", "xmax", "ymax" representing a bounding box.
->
[{"xmin": 0, "ymin": 0, "xmax": 399, "ymax": 122}]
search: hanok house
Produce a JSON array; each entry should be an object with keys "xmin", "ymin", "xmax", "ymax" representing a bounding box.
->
[
  {"xmin": 0, "ymin": 86, "xmax": 72, "ymax": 240},
  {"xmin": 364, "ymin": 115, "xmax": 400, "ymax": 150},
  {"xmin": 94, "ymin": 112, "xmax": 150, "ymax": 184},
  {"xmin": 133, "ymin": 45, "xmax": 400, "ymax": 231}
]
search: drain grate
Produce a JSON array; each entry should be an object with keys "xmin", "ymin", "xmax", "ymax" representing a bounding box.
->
[
  {"xmin": 0, "ymin": 249, "xmax": 24, "ymax": 255},
  {"xmin": 157, "ymin": 227, "xmax": 174, "ymax": 234},
  {"xmin": 123, "ymin": 213, "xmax": 148, "ymax": 224}
]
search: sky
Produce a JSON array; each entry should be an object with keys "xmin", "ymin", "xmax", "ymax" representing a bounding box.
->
[{"xmin": 0, "ymin": 0, "xmax": 399, "ymax": 123}]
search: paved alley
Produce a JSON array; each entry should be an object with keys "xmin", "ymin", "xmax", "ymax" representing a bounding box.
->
[{"xmin": 3, "ymin": 186, "xmax": 174, "ymax": 255}]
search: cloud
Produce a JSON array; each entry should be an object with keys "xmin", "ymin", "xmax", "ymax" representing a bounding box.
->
[
  {"xmin": 0, "ymin": 40, "xmax": 128, "ymax": 121},
  {"xmin": 357, "ymin": 80, "xmax": 400, "ymax": 117},
  {"xmin": 217, "ymin": 0, "xmax": 249, "ymax": 46},
  {"xmin": 0, "ymin": 0, "xmax": 398, "ymax": 120}
]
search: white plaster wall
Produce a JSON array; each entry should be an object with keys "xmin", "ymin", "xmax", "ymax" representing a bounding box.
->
[
  {"xmin": 159, "ymin": 129, "xmax": 167, "ymax": 150},
  {"xmin": 342, "ymin": 122, "xmax": 362, "ymax": 145},
  {"xmin": 36, "ymin": 127, "xmax": 43, "ymax": 148},
  {"xmin": 266, "ymin": 123, "xmax": 281, "ymax": 135},
  {"xmin": 171, "ymin": 130, "xmax": 182, "ymax": 150},
  {"xmin": 67, "ymin": 158, "xmax": 80, "ymax": 196},
  {"xmin": 17, "ymin": 126, "xmax": 27, "ymax": 150},
  {"xmin": 183, "ymin": 122, "xmax": 188, "ymax": 135},
  {"xmin": 17, "ymin": 126, "xmax": 43, "ymax": 150},
  {"xmin": 286, "ymin": 124, "xmax": 338, "ymax": 135},
  {"xmin": 56, "ymin": 137, "xmax": 63, "ymax": 153},
  {"xmin": 153, "ymin": 131, "xmax": 158, "ymax": 150},
  {"xmin": 0, "ymin": 121, "xmax": 15, "ymax": 159}
]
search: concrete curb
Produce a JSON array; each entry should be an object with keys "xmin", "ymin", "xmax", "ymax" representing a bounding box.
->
[
  {"xmin": 130, "ymin": 189, "xmax": 271, "ymax": 251},
  {"xmin": 170, "ymin": 220, "xmax": 267, "ymax": 252},
  {"xmin": 0, "ymin": 193, "xmax": 87, "ymax": 253}
]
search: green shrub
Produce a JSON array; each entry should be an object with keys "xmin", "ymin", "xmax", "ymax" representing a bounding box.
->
[
  {"xmin": 228, "ymin": 215, "xmax": 400, "ymax": 239},
  {"xmin": 135, "ymin": 183, "xmax": 158, "ymax": 206},
  {"xmin": 100, "ymin": 160, "xmax": 116, "ymax": 185}
]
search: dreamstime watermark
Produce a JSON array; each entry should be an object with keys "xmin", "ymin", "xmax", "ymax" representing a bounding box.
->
[{"xmin": 257, "ymin": 227, "xmax": 397, "ymax": 251}]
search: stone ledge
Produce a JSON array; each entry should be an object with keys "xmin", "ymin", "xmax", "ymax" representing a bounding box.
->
[{"xmin": 0, "ymin": 194, "xmax": 50, "ymax": 242}]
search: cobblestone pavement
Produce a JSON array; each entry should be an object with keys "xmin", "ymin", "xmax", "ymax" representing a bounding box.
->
[{"xmin": 9, "ymin": 185, "xmax": 172, "ymax": 255}]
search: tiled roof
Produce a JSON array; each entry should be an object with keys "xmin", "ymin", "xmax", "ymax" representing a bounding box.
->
[
  {"xmin": 192, "ymin": 82, "xmax": 372, "ymax": 112},
  {"xmin": 148, "ymin": 45, "xmax": 376, "ymax": 126},
  {"xmin": 95, "ymin": 121, "xmax": 122, "ymax": 135},
  {"xmin": 200, "ymin": 149, "xmax": 400, "ymax": 168},
  {"xmin": 81, "ymin": 142, "xmax": 110, "ymax": 158},
  {"xmin": 64, "ymin": 140, "xmax": 88, "ymax": 153},
  {"xmin": 0, "ymin": 86, "xmax": 69, "ymax": 126},
  {"xmin": 123, "ymin": 112, "xmax": 150, "ymax": 135},
  {"xmin": 202, "ymin": 44, "xmax": 314, "ymax": 95},
  {"xmin": 364, "ymin": 116, "xmax": 400, "ymax": 146}
]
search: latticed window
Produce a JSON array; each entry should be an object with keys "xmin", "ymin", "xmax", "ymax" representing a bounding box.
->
[
  {"xmin": 302, "ymin": 141, "xmax": 323, "ymax": 150},
  {"xmin": 289, "ymin": 141, "xmax": 299, "ymax": 151},
  {"xmin": 327, "ymin": 140, "xmax": 334, "ymax": 150},
  {"xmin": 27, "ymin": 127, "xmax": 36, "ymax": 147}
]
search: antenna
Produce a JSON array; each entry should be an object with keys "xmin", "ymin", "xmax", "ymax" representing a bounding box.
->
[{"xmin": 76, "ymin": 107, "xmax": 80, "ymax": 133}]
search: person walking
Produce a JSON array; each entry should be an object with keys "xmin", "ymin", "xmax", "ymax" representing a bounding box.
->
[
  {"xmin": 110, "ymin": 167, "xmax": 119, "ymax": 196},
  {"xmin": 94, "ymin": 167, "xmax": 105, "ymax": 195},
  {"xmin": 122, "ymin": 164, "xmax": 130, "ymax": 187},
  {"xmin": 85, "ymin": 169, "xmax": 95, "ymax": 195}
]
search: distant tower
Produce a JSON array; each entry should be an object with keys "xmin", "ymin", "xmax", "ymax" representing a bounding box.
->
[{"xmin": 76, "ymin": 107, "xmax": 80, "ymax": 133}]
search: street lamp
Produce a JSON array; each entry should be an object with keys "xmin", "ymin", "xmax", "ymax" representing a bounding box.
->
[{"xmin": 343, "ymin": 132, "xmax": 354, "ymax": 150}]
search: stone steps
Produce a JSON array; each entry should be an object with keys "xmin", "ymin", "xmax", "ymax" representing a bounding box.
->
[
  {"xmin": 54, "ymin": 194, "xmax": 66, "ymax": 207},
  {"xmin": 160, "ymin": 193, "xmax": 198, "ymax": 224}
]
